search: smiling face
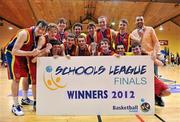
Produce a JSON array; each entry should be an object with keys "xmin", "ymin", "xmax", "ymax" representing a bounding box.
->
[
  {"xmin": 88, "ymin": 26, "xmax": 95, "ymax": 35},
  {"xmin": 78, "ymin": 37, "xmax": 86, "ymax": 49},
  {"xmin": 48, "ymin": 27, "xmax": 58, "ymax": 40},
  {"xmin": 119, "ymin": 21, "xmax": 127, "ymax": 32},
  {"xmin": 67, "ymin": 37, "xmax": 75, "ymax": 48},
  {"xmin": 98, "ymin": 17, "xmax": 107, "ymax": 30},
  {"xmin": 34, "ymin": 20, "xmax": 48, "ymax": 37},
  {"xmin": 74, "ymin": 26, "xmax": 82, "ymax": 36},
  {"xmin": 58, "ymin": 22, "xmax": 66, "ymax": 32},
  {"xmin": 100, "ymin": 40, "xmax": 110, "ymax": 53},
  {"xmin": 136, "ymin": 16, "xmax": 144, "ymax": 29},
  {"xmin": 116, "ymin": 44, "xmax": 125, "ymax": 55},
  {"xmin": 132, "ymin": 45, "xmax": 142, "ymax": 55},
  {"xmin": 34, "ymin": 25, "xmax": 47, "ymax": 37}
]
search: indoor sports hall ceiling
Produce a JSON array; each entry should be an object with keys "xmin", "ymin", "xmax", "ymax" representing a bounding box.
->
[{"xmin": 0, "ymin": 0, "xmax": 179, "ymax": 32}]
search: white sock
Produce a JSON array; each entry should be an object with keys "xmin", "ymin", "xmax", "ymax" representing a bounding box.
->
[
  {"xmin": 13, "ymin": 97, "xmax": 19, "ymax": 106},
  {"xmin": 22, "ymin": 90, "xmax": 28, "ymax": 99}
]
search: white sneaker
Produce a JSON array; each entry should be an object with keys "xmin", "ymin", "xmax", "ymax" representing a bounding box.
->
[{"xmin": 11, "ymin": 105, "xmax": 24, "ymax": 116}]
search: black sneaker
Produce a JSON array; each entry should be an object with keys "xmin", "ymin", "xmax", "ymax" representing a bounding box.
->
[
  {"xmin": 33, "ymin": 101, "xmax": 36, "ymax": 111},
  {"xmin": 21, "ymin": 97, "xmax": 33, "ymax": 105},
  {"xmin": 155, "ymin": 95, "xmax": 165, "ymax": 107}
]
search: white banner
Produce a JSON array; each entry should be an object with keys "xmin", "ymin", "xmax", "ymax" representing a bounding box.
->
[{"xmin": 37, "ymin": 56, "xmax": 154, "ymax": 115}]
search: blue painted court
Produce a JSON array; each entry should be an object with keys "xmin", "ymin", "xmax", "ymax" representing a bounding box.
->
[{"xmin": 168, "ymin": 84, "xmax": 180, "ymax": 93}]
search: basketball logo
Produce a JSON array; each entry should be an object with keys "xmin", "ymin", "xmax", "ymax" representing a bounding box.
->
[
  {"xmin": 43, "ymin": 66, "xmax": 66, "ymax": 90},
  {"xmin": 140, "ymin": 102, "xmax": 151, "ymax": 112}
]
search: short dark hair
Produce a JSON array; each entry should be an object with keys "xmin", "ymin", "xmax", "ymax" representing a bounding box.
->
[
  {"xmin": 131, "ymin": 41, "xmax": 141, "ymax": 48},
  {"xmin": 73, "ymin": 23, "xmax": 83, "ymax": 30},
  {"xmin": 119, "ymin": 19, "xmax": 128, "ymax": 25},
  {"xmin": 36, "ymin": 20, "xmax": 48, "ymax": 28},
  {"xmin": 100, "ymin": 38, "xmax": 110, "ymax": 45},
  {"xmin": 116, "ymin": 43, "xmax": 125, "ymax": 49},
  {"xmin": 57, "ymin": 18, "xmax": 67, "ymax": 24},
  {"xmin": 49, "ymin": 39, "xmax": 60, "ymax": 46}
]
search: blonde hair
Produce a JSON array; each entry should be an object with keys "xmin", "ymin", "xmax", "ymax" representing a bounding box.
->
[
  {"xmin": 78, "ymin": 33, "xmax": 86, "ymax": 39},
  {"xmin": 98, "ymin": 16, "xmax": 107, "ymax": 23}
]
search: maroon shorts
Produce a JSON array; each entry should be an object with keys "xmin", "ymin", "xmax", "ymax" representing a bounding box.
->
[
  {"xmin": 6, "ymin": 51, "xmax": 28, "ymax": 80},
  {"xmin": 154, "ymin": 76, "xmax": 168, "ymax": 96},
  {"xmin": 27, "ymin": 57, "xmax": 36, "ymax": 85}
]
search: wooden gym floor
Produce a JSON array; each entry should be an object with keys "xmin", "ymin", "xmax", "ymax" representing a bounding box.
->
[{"xmin": 0, "ymin": 65, "xmax": 180, "ymax": 122}]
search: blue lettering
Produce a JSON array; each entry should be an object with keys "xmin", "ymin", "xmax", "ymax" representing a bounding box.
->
[
  {"xmin": 68, "ymin": 67, "xmax": 76, "ymax": 75},
  {"xmin": 78, "ymin": 90, "xmax": 85, "ymax": 99},
  {"xmin": 109, "ymin": 66, "xmax": 114, "ymax": 75},
  {"xmin": 66, "ymin": 90, "xmax": 108, "ymax": 99},
  {"xmin": 114, "ymin": 66, "xmax": 120, "ymax": 75},
  {"xmin": 134, "ymin": 66, "xmax": 140, "ymax": 75},
  {"xmin": 93, "ymin": 90, "xmax": 97, "ymax": 99},
  {"xmin": 62, "ymin": 67, "xmax": 69, "ymax": 75},
  {"xmin": 141, "ymin": 65, "xmax": 147, "ymax": 74},
  {"xmin": 67, "ymin": 91, "xmax": 75, "ymax": 99},
  {"xmin": 55, "ymin": 66, "xmax": 63, "ymax": 75},
  {"xmin": 84, "ymin": 66, "xmax": 94, "ymax": 75},
  {"xmin": 98, "ymin": 66, "xmax": 106, "ymax": 75},
  {"xmin": 109, "ymin": 65, "xmax": 147, "ymax": 75},
  {"xmin": 85, "ymin": 91, "xmax": 92, "ymax": 99},
  {"xmin": 75, "ymin": 66, "xmax": 84, "ymax": 75},
  {"xmin": 120, "ymin": 66, "xmax": 126, "ymax": 74},
  {"xmin": 125, "ymin": 66, "xmax": 133, "ymax": 74},
  {"xmin": 104, "ymin": 90, "xmax": 108, "ymax": 98}
]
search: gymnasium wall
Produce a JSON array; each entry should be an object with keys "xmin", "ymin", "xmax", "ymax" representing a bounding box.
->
[
  {"xmin": 0, "ymin": 21, "xmax": 18, "ymax": 48},
  {"xmin": 155, "ymin": 21, "xmax": 180, "ymax": 54}
]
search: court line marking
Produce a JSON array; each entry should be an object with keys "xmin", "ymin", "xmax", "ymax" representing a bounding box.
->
[
  {"xmin": 135, "ymin": 114, "xmax": 145, "ymax": 122},
  {"xmin": 154, "ymin": 114, "xmax": 166, "ymax": 122}
]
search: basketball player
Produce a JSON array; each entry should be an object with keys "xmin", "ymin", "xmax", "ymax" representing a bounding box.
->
[
  {"xmin": 96, "ymin": 16, "xmax": 116, "ymax": 51},
  {"xmin": 5, "ymin": 20, "xmax": 48, "ymax": 115},
  {"xmin": 115, "ymin": 19, "xmax": 130, "ymax": 52}
]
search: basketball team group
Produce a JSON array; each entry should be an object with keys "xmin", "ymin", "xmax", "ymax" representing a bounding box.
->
[{"xmin": 5, "ymin": 15, "xmax": 171, "ymax": 116}]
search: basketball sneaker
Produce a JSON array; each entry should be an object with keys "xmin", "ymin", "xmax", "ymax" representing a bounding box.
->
[
  {"xmin": 11, "ymin": 104, "xmax": 24, "ymax": 116},
  {"xmin": 21, "ymin": 97, "xmax": 34, "ymax": 105}
]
